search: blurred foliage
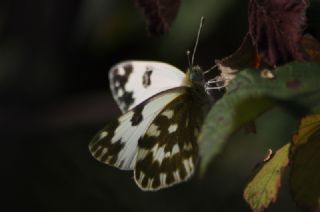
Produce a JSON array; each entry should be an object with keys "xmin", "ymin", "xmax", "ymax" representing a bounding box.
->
[
  {"xmin": 197, "ymin": 0, "xmax": 320, "ymax": 209},
  {"xmin": 200, "ymin": 62, "xmax": 320, "ymax": 210},
  {"xmin": 290, "ymin": 114, "xmax": 320, "ymax": 210}
]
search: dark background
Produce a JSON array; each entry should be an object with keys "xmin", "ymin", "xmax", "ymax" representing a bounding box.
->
[{"xmin": 3, "ymin": 0, "xmax": 301, "ymax": 211}]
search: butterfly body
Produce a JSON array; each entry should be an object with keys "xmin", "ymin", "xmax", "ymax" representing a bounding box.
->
[{"xmin": 89, "ymin": 60, "xmax": 209, "ymax": 191}]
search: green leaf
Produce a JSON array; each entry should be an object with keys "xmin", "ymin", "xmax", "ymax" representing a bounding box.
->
[
  {"xmin": 199, "ymin": 62, "xmax": 320, "ymax": 173},
  {"xmin": 290, "ymin": 113, "xmax": 320, "ymax": 210},
  {"xmin": 243, "ymin": 143, "xmax": 290, "ymax": 212}
]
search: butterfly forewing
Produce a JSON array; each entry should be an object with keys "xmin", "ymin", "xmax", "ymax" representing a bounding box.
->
[
  {"xmin": 109, "ymin": 61, "xmax": 190, "ymax": 113},
  {"xmin": 89, "ymin": 89, "xmax": 186, "ymax": 170},
  {"xmin": 134, "ymin": 90, "xmax": 205, "ymax": 191}
]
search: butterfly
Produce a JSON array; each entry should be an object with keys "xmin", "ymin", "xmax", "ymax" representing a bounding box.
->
[
  {"xmin": 88, "ymin": 59, "xmax": 211, "ymax": 191},
  {"xmin": 88, "ymin": 17, "xmax": 214, "ymax": 191}
]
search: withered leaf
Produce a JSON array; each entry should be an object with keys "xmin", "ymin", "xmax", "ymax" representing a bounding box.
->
[
  {"xmin": 248, "ymin": 0, "xmax": 309, "ymax": 66},
  {"xmin": 213, "ymin": 34, "xmax": 257, "ymax": 88},
  {"xmin": 134, "ymin": 0, "xmax": 181, "ymax": 34},
  {"xmin": 216, "ymin": 33, "xmax": 257, "ymax": 71}
]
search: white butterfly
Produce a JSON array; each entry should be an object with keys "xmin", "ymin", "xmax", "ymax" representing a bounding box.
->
[{"xmin": 89, "ymin": 60, "xmax": 210, "ymax": 191}]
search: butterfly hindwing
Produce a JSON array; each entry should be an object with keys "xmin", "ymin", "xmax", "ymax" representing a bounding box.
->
[
  {"xmin": 109, "ymin": 61, "xmax": 190, "ymax": 113},
  {"xmin": 89, "ymin": 89, "xmax": 186, "ymax": 170},
  {"xmin": 134, "ymin": 90, "xmax": 205, "ymax": 191}
]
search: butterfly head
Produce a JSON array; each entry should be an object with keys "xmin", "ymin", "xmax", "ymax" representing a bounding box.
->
[
  {"xmin": 188, "ymin": 65, "xmax": 203, "ymax": 85},
  {"xmin": 186, "ymin": 65, "xmax": 208, "ymax": 100}
]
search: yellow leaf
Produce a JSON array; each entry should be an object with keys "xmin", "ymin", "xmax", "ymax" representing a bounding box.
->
[{"xmin": 243, "ymin": 143, "xmax": 290, "ymax": 212}]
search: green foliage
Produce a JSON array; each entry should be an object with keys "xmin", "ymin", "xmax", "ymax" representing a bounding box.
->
[
  {"xmin": 199, "ymin": 60, "xmax": 320, "ymax": 210},
  {"xmin": 199, "ymin": 62, "xmax": 320, "ymax": 173}
]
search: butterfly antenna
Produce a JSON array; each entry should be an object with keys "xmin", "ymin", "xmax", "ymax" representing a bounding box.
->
[
  {"xmin": 186, "ymin": 50, "xmax": 192, "ymax": 70},
  {"xmin": 191, "ymin": 16, "xmax": 205, "ymax": 66}
]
